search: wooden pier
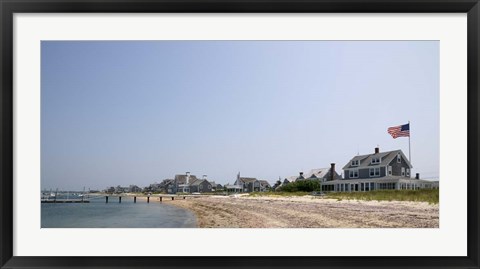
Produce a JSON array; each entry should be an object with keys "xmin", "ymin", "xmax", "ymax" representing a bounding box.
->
[
  {"xmin": 41, "ymin": 194, "xmax": 199, "ymax": 204},
  {"xmin": 103, "ymin": 194, "xmax": 193, "ymax": 203},
  {"xmin": 41, "ymin": 199, "xmax": 90, "ymax": 203}
]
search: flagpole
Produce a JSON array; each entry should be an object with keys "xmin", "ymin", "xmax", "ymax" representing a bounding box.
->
[{"xmin": 408, "ymin": 120, "xmax": 411, "ymax": 165}]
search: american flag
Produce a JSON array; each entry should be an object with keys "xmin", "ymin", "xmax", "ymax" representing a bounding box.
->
[{"xmin": 387, "ymin": 123, "xmax": 410, "ymax": 139}]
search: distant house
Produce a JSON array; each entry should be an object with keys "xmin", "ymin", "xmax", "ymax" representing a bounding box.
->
[
  {"xmin": 258, "ymin": 180, "xmax": 271, "ymax": 192},
  {"xmin": 174, "ymin": 172, "xmax": 198, "ymax": 193},
  {"xmin": 281, "ymin": 163, "xmax": 341, "ymax": 188},
  {"xmin": 128, "ymin": 185, "xmax": 142, "ymax": 193},
  {"xmin": 148, "ymin": 182, "xmax": 163, "ymax": 192},
  {"xmin": 224, "ymin": 183, "xmax": 242, "ymax": 193},
  {"xmin": 216, "ymin": 183, "xmax": 224, "ymax": 190},
  {"xmin": 321, "ymin": 147, "xmax": 435, "ymax": 192},
  {"xmin": 282, "ymin": 176, "xmax": 297, "ymax": 185},
  {"xmin": 225, "ymin": 173, "xmax": 263, "ymax": 193},
  {"xmin": 114, "ymin": 185, "xmax": 129, "ymax": 193},
  {"xmin": 234, "ymin": 173, "xmax": 261, "ymax": 192},
  {"xmin": 158, "ymin": 179, "xmax": 175, "ymax": 194},
  {"xmin": 164, "ymin": 173, "xmax": 217, "ymax": 194},
  {"xmin": 190, "ymin": 179, "xmax": 213, "ymax": 193},
  {"xmin": 302, "ymin": 164, "xmax": 342, "ymax": 182}
]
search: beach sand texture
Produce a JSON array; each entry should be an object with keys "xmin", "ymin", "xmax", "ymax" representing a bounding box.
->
[{"xmin": 161, "ymin": 195, "xmax": 439, "ymax": 228}]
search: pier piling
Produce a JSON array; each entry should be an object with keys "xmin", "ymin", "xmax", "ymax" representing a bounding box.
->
[
  {"xmin": 183, "ymin": 196, "xmax": 185, "ymax": 200},
  {"xmin": 160, "ymin": 197, "xmax": 162, "ymax": 202},
  {"xmin": 134, "ymin": 197, "xmax": 136, "ymax": 203},
  {"xmin": 119, "ymin": 197, "xmax": 122, "ymax": 203},
  {"xmin": 147, "ymin": 197, "xmax": 150, "ymax": 203},
  {"xmin": 106, "ymin": 196, "xmax": 109, "ymax": 203},
  {"xmin": 172, "ymin": 197, "xmax": 174, "ymax": 201}
]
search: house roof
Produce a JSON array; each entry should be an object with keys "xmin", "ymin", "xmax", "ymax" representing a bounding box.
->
[
  {"xmin": 259, "ymin": 180, "xmax": 271, "ymax": 187},
  {"xmin": 239, "ymin": 177, "xmax": 258, "ymax": 183},
  {"xmin": 305, "ymin": 168, "xmax": 342, "ymax": 180},
  {"xmin": 304, "ymin": 168, "xmax": 329, "ymax": 179},
  {"xmin": 190, "ymin": 179, "xmax": 211, "ymax": 186},
  {"xmin": 284, "ymin": 176, "xmax": 298, "ymax": 183},
  {"xmin": 174, "ymin": 174, "xmax": 198, "ymax": 184},
  {"xmin": 342, "ymin": 149, "xmax": 412, "ymax": 170}
]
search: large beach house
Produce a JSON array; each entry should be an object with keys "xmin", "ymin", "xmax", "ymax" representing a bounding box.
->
[{"xmin": 320, "ymin": 147, "xmax": 437, "ymax": 192}]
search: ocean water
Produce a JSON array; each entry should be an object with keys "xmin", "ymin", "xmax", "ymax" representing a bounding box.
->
[{"xmin": 41, "ymin": 197, "xmax": 197, "ymax": 228}]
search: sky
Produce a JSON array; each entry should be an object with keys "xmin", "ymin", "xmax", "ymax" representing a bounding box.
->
[{"xmin": 41, "ymin": 41, "xmax": 439, "ymax": 191}]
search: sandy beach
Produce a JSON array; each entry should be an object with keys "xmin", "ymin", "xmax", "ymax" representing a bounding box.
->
[{"xmin": 157, "ymin": 195, "xmax": 439, "ymax": 228}]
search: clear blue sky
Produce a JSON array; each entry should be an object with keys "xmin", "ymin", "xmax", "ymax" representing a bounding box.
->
[{"xmin": 41, "ymin": 41, "xmax": 439, "ymax": 190}]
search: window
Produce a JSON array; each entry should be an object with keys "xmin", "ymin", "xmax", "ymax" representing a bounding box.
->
[
  {"xmin": 397, "ymin": 154, "xmax": 401, "ymax": 163},
  {"xmin": 369, "ymin": 167, "xmax": 380, "ymax": 177},
  {"xmin": 388, "ymin": 166, "xmax": 392, "ymax": 175},
  {"xmin": 371, "ymin": 157, "xmax": 380, "ymax": 164},
  {"xmin": 406, "ymin": 168, "xmax": 410, "ymax": 177},
  {"xmin": 378, "ymin": 183, "xmax": 396, "ymax": 190},
  {"xmin": 208, "ymin": 185, "xmax": 212, "ymax": 189},
  {"xmin": 349, "ymin": 169, "xmax": 359, "ymax": 178},
  {"xmin": 401, "ymin": 167, "xmax": 405, "ymax": 176},
  {"xmin": 351, "ymin": 160, "xmax": 359, "ymax": 166}
]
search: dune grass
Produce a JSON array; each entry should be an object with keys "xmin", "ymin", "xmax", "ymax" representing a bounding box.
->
[
  {"xmin": 248, "ymin": 189, "xmax": 439, "ymax": 204},
  {"xmin": 248, "ymin": 191, "xmax": 311, "ymax": 197},
  {"xmin": 326, "ymin": 189, "xmax": 439, "ymax": 204}
]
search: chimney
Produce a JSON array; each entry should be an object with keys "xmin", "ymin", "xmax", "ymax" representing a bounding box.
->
[
  {"xmin": 186, "ymin": 172, "xmax": 190, "ymax": 184},
  {"xmin": 299, "ymin": 172, "xmax": 304, "ymax": 178},
  {"xmin": 415, "ymin": 173, "xmax": 420, "ymax": 180},
  {"xmin": 375, "ymin": 147, "xmax": 380, "ymax": 154},
  {"xmin": 203, "ymin": 174, "xmax": 207, "ymax": 180},
  {"xmin": 330, "ymin": 163, "xmax": 336, "ymax": 181}
]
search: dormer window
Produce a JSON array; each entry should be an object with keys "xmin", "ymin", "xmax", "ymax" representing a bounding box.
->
[
  {"xmin": 371, "ymin": 157, "xmax": 381, "ymax": 164},
  {"xmin": 351, "ymin": 160, "xmax": 359, "ymax": 166},
  {"xmin": 397, "ymin": 154, "xmax": 401, "ymax": 163}
]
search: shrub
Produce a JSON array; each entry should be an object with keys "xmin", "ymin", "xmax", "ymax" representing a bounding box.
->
[{"xmin": 278, "ymin": 180, "xmax": 321, "ymax": 192}]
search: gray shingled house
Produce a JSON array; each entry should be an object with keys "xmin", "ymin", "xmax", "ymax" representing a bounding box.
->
[
  {"xmin": 258, "ymin": 180, "xmax": 271, "ymax": 192},
  {"xmin": 233, "ymin": 173, "xmax": 261, "ymax": 192},
  {"xmin": 189, "ymin": 179, "xmax": 213, "ymax": 193},
  {"xmin": 321, "ymin": 147, "xmax": 436, "ymax": 192},
  {"xmin": 342, "ymin": 147, "xmax": 412, "ymax": 180},
  {"xmin": 174, "ymin": 172, "xmax": 198, "ymax": 193}
]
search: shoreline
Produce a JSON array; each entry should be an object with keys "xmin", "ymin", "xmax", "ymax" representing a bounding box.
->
[{"xmin": 162, "ymin": 195, "xmax": 439, "ymax": 228}]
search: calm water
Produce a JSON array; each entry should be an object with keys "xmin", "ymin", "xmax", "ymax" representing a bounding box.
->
[{"xmin": 41, "ymin": 197, "xmax": 197, "ymax": 228}]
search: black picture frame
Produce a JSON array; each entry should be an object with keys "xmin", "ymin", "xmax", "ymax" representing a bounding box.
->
[{"xmin": 1, "ymin": 0, "xmax": 479, "ymax": 268}]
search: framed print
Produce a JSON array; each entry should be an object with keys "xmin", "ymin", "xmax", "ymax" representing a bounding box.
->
[{"xmin": 1, "ymin": 0, "xmax": 479, "ymax": 268}]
